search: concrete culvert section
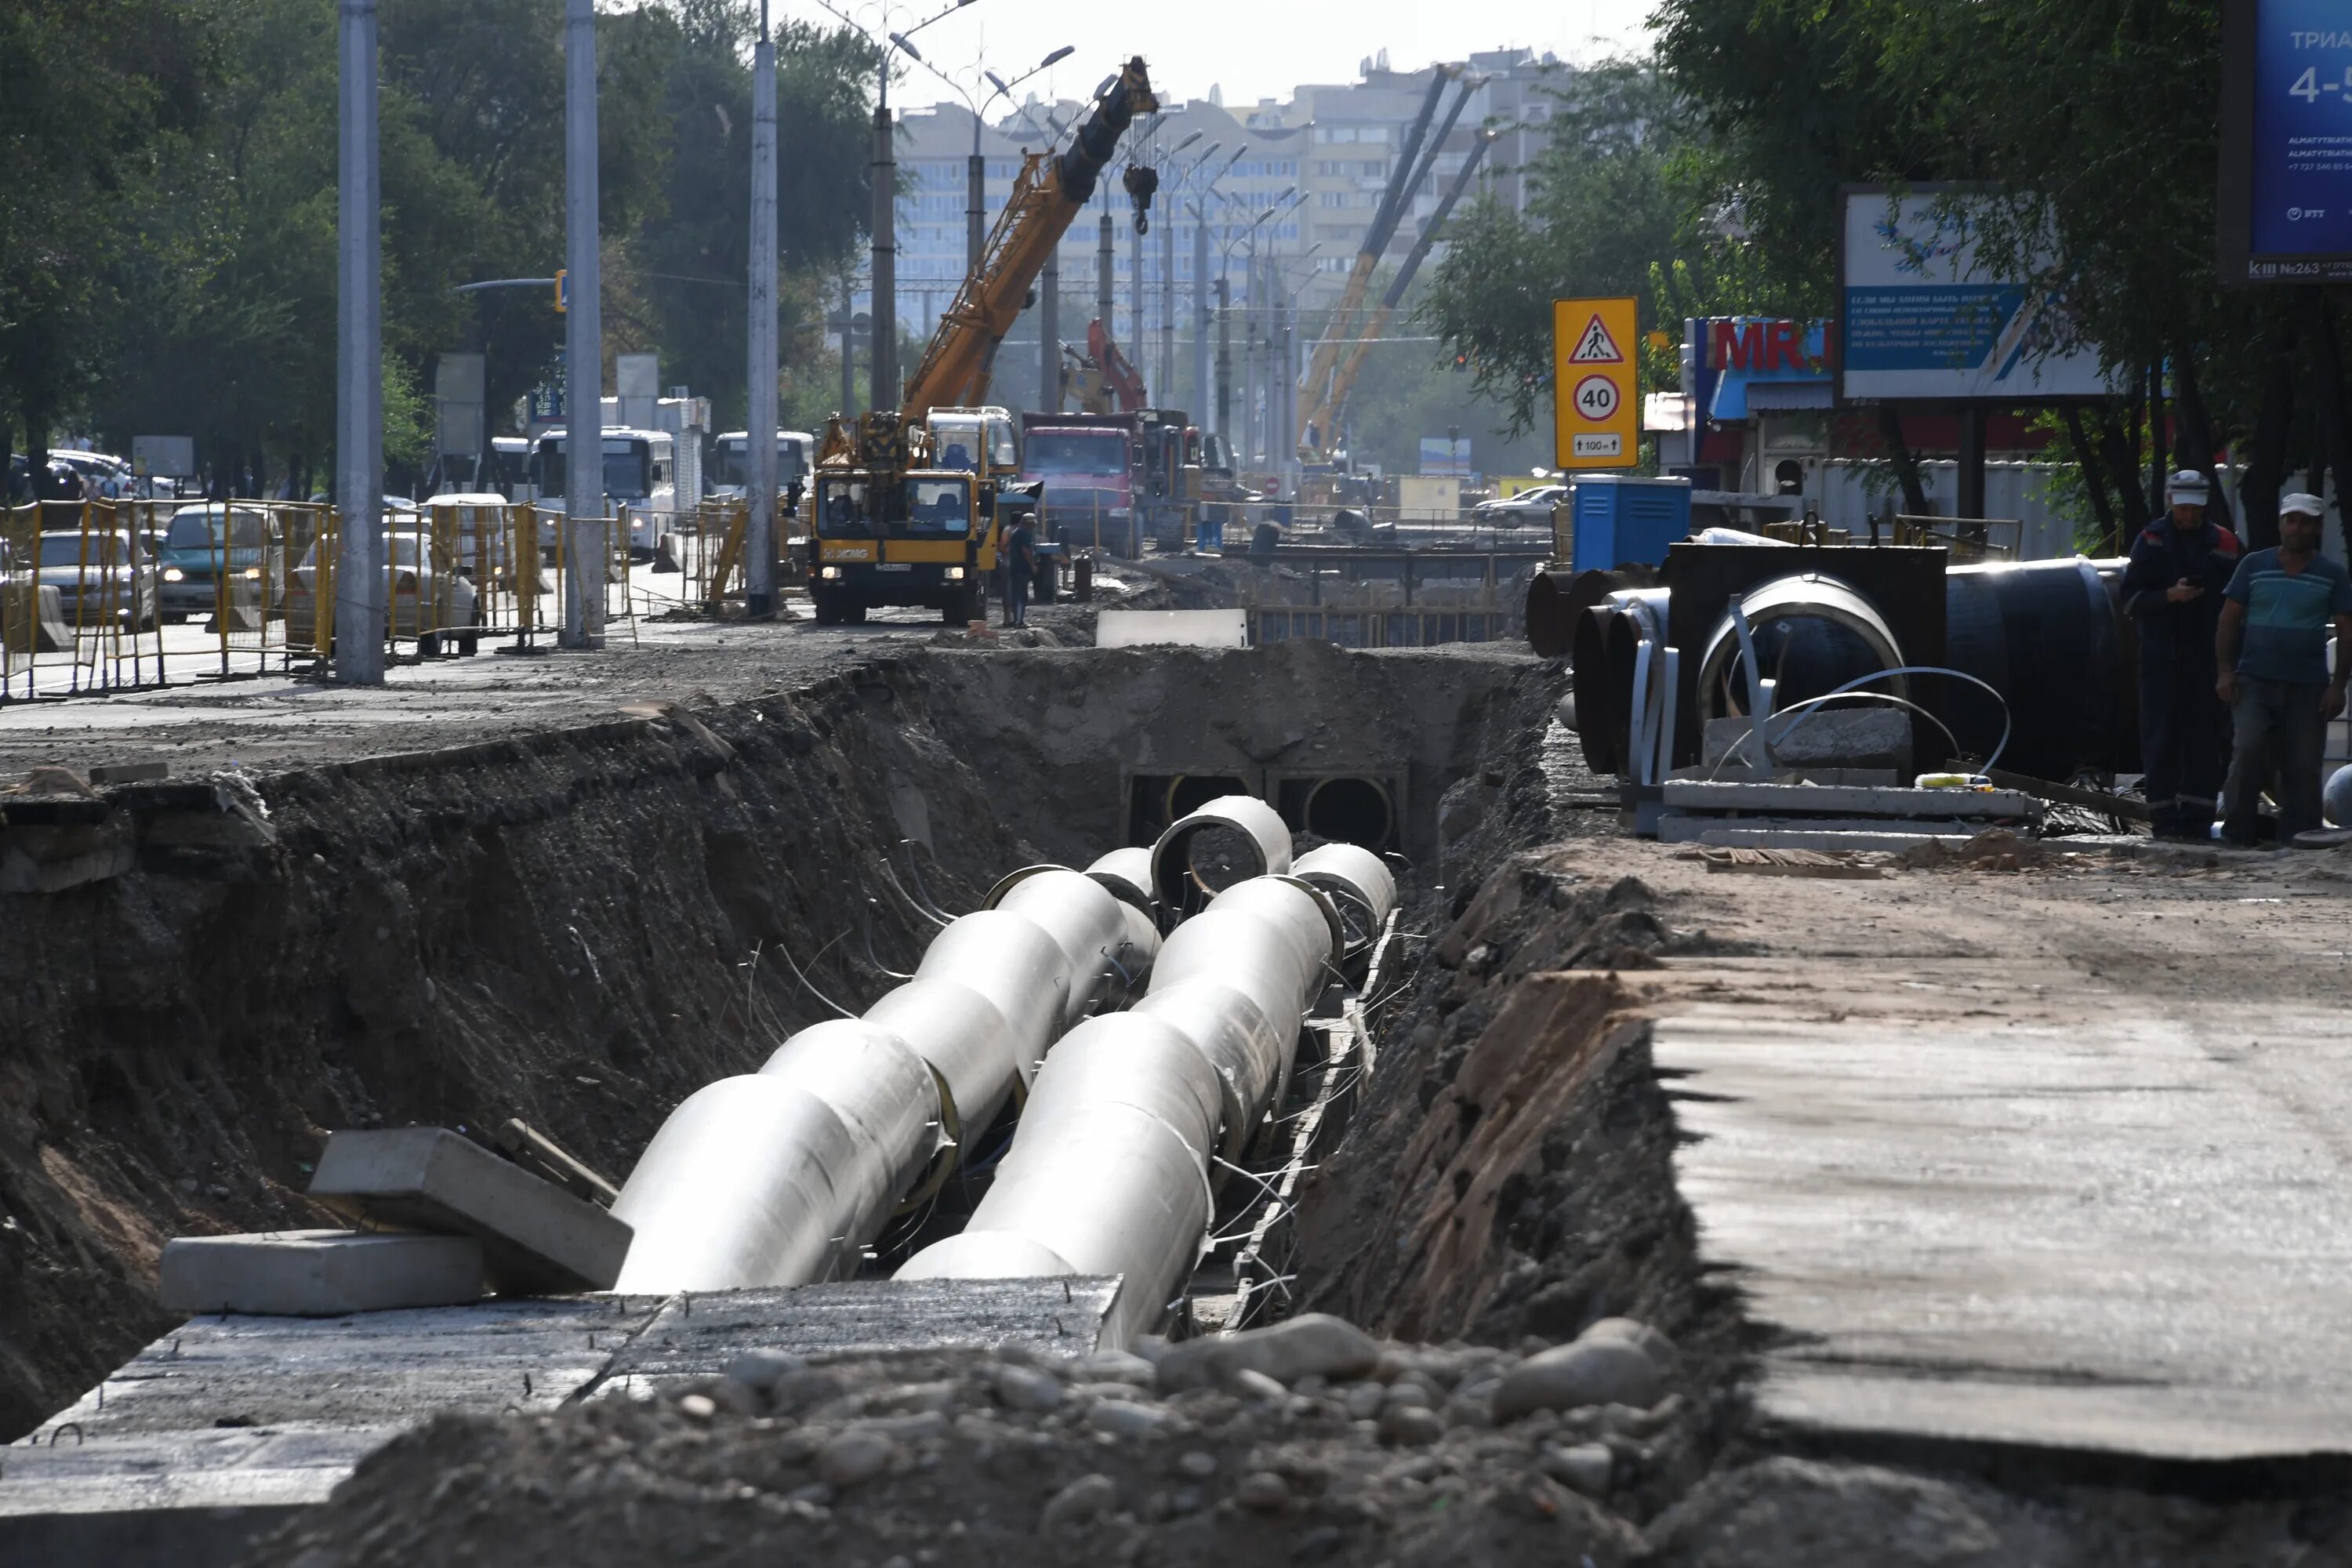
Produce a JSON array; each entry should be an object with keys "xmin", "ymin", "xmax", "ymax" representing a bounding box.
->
[
  {"xmin": 1164, "ymin": 772, "xmax": 1251, "ymax": 822},
  {"xmin": 1301, "ymin": 775, "xmax": 1396, "ymax": 849}
]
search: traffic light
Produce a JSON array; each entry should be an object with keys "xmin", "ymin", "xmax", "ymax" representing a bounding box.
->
[
  {"xmin": 1451, "ymin": 350, "xmax": 1468, "ymax": 373},
  {"xmin": 554, "ymin": 270, "xmax": 568, "ymax": 314}
]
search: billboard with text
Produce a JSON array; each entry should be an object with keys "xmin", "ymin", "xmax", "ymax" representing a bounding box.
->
[
  {"xmin": 2220, "ymin": 0, "xmax": 2352, "ymax": 284},
  {"xmin": 1838, "ymin": 188, "xmax": 2118, "ymax": 404}
]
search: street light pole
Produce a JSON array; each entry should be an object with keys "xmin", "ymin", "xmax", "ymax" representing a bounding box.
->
[
  {"xmin": 334, "ymin": 0, "xmax": 384, "ymax": 684},
  {"xmin": 746, "ymin": 1, "xmax": 778, "ymax": 619},
  {"xmin": 869, "ymin": 67, "xmax": 895, "ymax": 414},
  {"xmin": 562, "ymin": 0, "xmax": 604, "ymax": 649}
]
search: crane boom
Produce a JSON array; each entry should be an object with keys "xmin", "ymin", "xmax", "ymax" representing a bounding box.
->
[
  {"xmin": 1292, "ymin": 71, "xmax": 1457, "ymax": 456},
  {"xmin": 1317, "ymin": 130, "xmax": 1497, "ymax": 444},
  {"xmin": 896, "ymin": 57, "xmax": 1158, "ymax": 423}
]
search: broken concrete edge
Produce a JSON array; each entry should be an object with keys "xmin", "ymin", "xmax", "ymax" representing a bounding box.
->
[{"xmin": 308, "ymin": 1127, "xmax": 632, "ymax": 1294}]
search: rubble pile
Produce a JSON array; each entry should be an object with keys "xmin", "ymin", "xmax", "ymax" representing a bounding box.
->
[{"xmin": 255, "ymin": 1314, "xmax": 1696, "ymax": 1568}]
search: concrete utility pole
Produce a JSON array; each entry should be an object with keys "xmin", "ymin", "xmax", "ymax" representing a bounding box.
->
[
  {"xmin": 1216, "ymin": 274, "xmax": 1232, "ymax": 437},
  {"xmin": 334, "ymin": 0, "xmax": 385, "ymax": 686},
  {"xmin": 1040, "ymin": 246, "xmax": 1060, "ymax": 412},
  {"xmin": 966, "ymin": 140, "xmax": 986, "ymax": 276},
  {"xmin": 870, "ymin": 75, "xmax": 896, "ymax": 413},
  {"xmin": 562, "ymin": 0, "xmax": 604, "ymax": 648},
  {"xmin": 745, "ymin": 2, "xmax": 778, "ymax": 619},
  {"xmin": 1160, "ymin": 201, "xmax": 1175, "ymax": 405},
  {"xmin": 838, "ymin": 289, "xmax": 856, "ymax": 416},
  {"xmin": 1096, "ymin": 209, "xmax": 1114, "ymax": 359},
  {"xmin": 1193, "ymin": 216, "xmax": 1211, "ymax": 423}
]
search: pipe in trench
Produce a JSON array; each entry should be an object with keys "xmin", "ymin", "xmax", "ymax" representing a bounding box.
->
[
  {"xmin": 1150, "ymin": 793, "xmax": 1292, "ymax": 916},
  {"xmin": 609, "ymin": 848, "xmax": 1160, "ymax": 1294},
  {"xmin": 897, "ymin": 866, "xmax": 1396, "ymax": 1350}
]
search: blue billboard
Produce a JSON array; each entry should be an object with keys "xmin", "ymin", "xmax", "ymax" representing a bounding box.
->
[{"xmin": 2223, "ymin": 0, "xmax": 2352, "ymax": 283}]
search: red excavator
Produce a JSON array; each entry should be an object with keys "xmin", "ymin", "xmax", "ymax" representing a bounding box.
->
[{"xmin": 1061, "ymin": 318, "xmax": 1149, "ymax": 415}]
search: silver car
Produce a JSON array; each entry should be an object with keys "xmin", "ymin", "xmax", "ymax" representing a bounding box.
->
[{"xmin": 32, "ymin": 530, "xmax": 158, "ymax": 630}]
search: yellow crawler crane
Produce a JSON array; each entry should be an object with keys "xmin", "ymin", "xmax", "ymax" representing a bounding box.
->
[{"xmin": 806, "ymin": 57, "xmax": 1159, "ymax": 626}]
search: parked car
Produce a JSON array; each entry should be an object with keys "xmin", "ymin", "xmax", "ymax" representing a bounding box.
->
[
  {"xmin": 33, "ymin": 530, "xmax": 158, "ymax": 630},
  {"xmin": 1472, "ymin": 483, "xmax": 1570, "ymax": 524},
  {"xmin": 285, "ymin": 532, "xmax": 480, "ymax": 655},
  {"xmin": 154, "ymin": 503, "xmax": 289, "ymax": 622}
]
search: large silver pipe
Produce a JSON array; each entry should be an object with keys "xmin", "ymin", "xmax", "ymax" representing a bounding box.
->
[
  {"xmin": 1151, "ymin": 793, "xmax": 1292, "ymax": 914},
  {"xmin": 1292, "ymin": 842, "xmax": 1399, "ymax": 959},
  {"xmin": 898, "ymin": 873, "xmax": 1340, "ymax": 1349},
  {"xmin": 612, "ymin": 848, "xmax": 1158, "ymax": 1294},
  {"xmin": 1693, "ymin": 572, "xmax": 1907, "ymax": 728}
]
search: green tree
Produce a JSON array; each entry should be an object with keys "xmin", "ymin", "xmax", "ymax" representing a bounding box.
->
[
  {"xmin": 1420, "ymin": 60, "xmax": 1773, "ymax": 440},
  {"xmin": 0, "ymin": 0, "xmax": 212, "ymax": 488}
]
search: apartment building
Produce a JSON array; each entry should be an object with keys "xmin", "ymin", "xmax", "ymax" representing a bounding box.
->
[{"xmin": 844, "ymin": 48, "xmax": 1563, "ymax": 414}]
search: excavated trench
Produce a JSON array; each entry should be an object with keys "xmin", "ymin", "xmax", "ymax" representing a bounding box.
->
[{"xmin": 0, "ymin": 639, "xmax": 1555, "ymax": 1440}]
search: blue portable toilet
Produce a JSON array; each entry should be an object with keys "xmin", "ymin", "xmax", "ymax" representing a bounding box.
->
[{"xmin": 1570, "ymin": 474, "xmax": 1693, "ymax": 572}]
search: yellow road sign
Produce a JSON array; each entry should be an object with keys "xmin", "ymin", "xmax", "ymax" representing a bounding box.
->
[{"xmin": 1553, "ymin": 296, "xmax": 1637, "ymax": 470}]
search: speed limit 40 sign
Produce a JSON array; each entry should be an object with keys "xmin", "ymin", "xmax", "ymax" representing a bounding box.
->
[{"xmin": 1552, "ymin": 297, "xmax": 1637, "ymax": 470}]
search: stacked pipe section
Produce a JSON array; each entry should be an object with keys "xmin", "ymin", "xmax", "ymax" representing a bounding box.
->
[
  {"xmin": 1563, "ymin": 551, "xmax": 2140, "ymax": 782},
  {"xmin": 898, "ymin": 797, "xmax": 1399, "ymax": 1349},
  {"xmin": 610, "ymin": 849, "xmax": 1160, "ymax": 1293}
]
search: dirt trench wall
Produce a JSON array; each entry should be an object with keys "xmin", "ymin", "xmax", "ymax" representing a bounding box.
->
[
  {"xmin": 0, "ymin": 667, "xmax": 1030, "ymax": 1440},
  {"xmin": 904, "ymin": 640, "xmax": 1553, "ymax": 870}
]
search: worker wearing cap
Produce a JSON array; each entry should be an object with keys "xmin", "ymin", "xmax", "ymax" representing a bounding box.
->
[
  {"xmin": 2215, "ymin": 492, "xmax": 2352, "ymax": 845},
  {"xmin": 2121, "ymin": 470, "xmax": 2242, "ymax": 840}
]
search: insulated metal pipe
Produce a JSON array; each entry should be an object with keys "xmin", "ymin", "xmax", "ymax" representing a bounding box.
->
[
  {"xmin": 1293, "ymin": 841, "xmax": 1399, "ymax": 959},
  {"xmin": 612, "ymin": 848, "xmax": 1158, "ymax": 1293},
  {"xmin": 898, "ymin": 873, "xmax": 1341, "ymax": 1349},
  {"xmin": 1151, "ymin": 793, "xmax": 1291, "ymax": 913},
  {"xmin": 1693, "ymin": 573, "xmax": 1907, "ymax": 728}
]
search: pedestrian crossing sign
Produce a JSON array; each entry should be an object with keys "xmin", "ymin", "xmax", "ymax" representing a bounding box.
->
[
  {"xmin": 1568, "ymin": 313, "xmax": 1624, "ymax": 364},
  {"xmin": 1553, "ymin": 297, "xmax": 1638, "ymax": 470}
]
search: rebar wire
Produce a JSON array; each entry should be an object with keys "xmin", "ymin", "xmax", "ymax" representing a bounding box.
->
[
  {"xmin": 773, "ymin": 930, "xmax": 855, "ymax": 1021},
  {"xmin": 896, "ymin": 838, "xmax": 958, "ymax": 922},
  {"xmin": 1205, "ymin": 1154, "xmax": 1299, "ymax": 1247},
  {"xmin": 874, "ymin": 855, "xmax": 950, "ymax": 929},
  {"xmin": 739, "ymin": 943, "xmax": 800, "ymax": 1041},
  {"xmin": 860, "ymin": 898, "xmax": 913, "ymax": 980}
]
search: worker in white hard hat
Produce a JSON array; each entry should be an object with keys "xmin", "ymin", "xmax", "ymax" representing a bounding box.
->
[
  {"xmin": 2216, "ymin": 492, "xmax": 2352, "ymax": 845},
  {"xmin": 2120, "ymin": 469, "xmax": 2242, "ymax": 840}
]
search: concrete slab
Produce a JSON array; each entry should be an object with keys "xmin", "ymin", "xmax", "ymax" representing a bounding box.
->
[
  {"xmin": 1657, "ymin": 815, "xmax": 1976, "ymax": 844},
  {"xmin": 0, "ymin": 1277, "xmax": 1116, "ymax": 1559},
  {"xmin": 1691, "ymin": 827, "xmax": 1980, "ymax": 851},
  {"xmin": 308, "ymin": 1127, "xmax": 632, "ymax": 1293},
  {"xmin": 1652, "ymin": 971, "xmax": 2352, "ymax": 1463},
  {"xmin": 593, "ymin": 1276, "xmax": 1122, "ymax": 1397},
  {"xmin": 1661, "ymin": 780, "xmax": 2036, "ymax": 817},
  {"xmin": 0, "ymin": 1292, "xmax": 670, "ymax": 1568},
  {"xmin": 158, "ymin": 1229, "xmax": 483, "ymax": 1316}
]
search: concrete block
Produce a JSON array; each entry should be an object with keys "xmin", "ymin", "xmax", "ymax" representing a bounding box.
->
[
  {"xmin": 1704, "ymin": 707, "xmax": 1913, "ymax": 773},
  {"xmin": 1661, "ymin": 815, "xmax": 1977, "ymax": 844},
  {"xmin": 1662, "ymin": 781, "xmax": 2036, "ymax": 819},
  {"xmin": 158, "ymin": 1230, "xmax": 482, "ymax": 1316},
  {"xmin": 308, "ymin": 1127, "xmax": 631, "ymax": 1294}
]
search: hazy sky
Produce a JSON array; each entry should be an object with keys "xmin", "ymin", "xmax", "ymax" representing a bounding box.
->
[{"xmin": 799, "ymin": 0, "xmax": 1659, "ymax": 111}]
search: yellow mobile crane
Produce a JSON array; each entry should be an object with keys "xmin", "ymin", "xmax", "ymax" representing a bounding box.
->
[
  {"xmin": 807, "ymin": 56, "xmax": 1160, "ymax": 625},
  {"xmin": 1313, "ymin": 130, "xmax": 1497, "ymax": 456},
  {"xmin": 1294, "ymin": 71, "xmax": 1474, "ymax": 470}
]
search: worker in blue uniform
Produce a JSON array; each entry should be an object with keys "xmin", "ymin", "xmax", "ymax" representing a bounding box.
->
[{"xmin": 2121, "ymin": 470, "xmax": 2241, "ymax": 840}]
